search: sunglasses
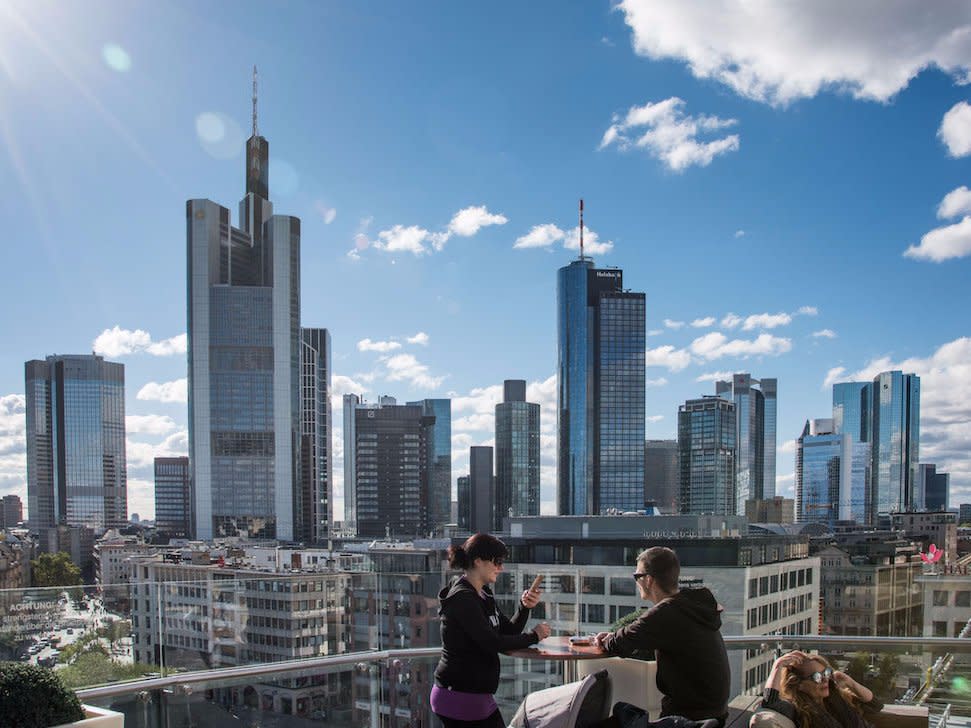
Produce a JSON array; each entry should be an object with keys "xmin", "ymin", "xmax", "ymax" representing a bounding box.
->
[
  {"xmin": 800, "ymin": 667, "xmax": 833, "ymax": 684},
  {"xmin": 632, "ymin": 572, "xmax": 651, "ymax": 581},
  {"xmin": 492, "ymin": 558, "xmax": 504, "ymax": 567}
]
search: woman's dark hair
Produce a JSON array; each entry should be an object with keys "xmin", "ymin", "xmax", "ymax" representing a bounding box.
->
[
  {"xmin": 448, "ymin": 533, "xmax": 509, "ymax": 569},
  {"xmin": 636, "ymin": 546, "xmax": 680, "ymax": 593}
]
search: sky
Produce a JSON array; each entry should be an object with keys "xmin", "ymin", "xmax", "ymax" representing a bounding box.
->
[{"xmin": 1, "ymin": 1, "xmax": 970, "ymax": 521}]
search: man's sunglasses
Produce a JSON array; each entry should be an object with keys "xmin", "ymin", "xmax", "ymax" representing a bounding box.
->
[
  {"xmin": 632, "ymin": 572, "xmax": 651, "ymax": 581},
  {"xmin": 801, "ymin": 667, "xmax": 833, "ymax": 684}
]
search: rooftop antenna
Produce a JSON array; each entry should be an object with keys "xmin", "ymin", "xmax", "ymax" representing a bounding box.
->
[
  {"xmin": 579, "ymin": 198, "xmax": 585, "ymax": 260},
  {"xmin": 252, "ymin": 65, "xmax": 258, "ymax": 137}
]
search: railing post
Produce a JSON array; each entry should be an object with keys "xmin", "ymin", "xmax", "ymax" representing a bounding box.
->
[{"xmin": 369, "ymin": 662, "xmax": 380, "ymax": 728}]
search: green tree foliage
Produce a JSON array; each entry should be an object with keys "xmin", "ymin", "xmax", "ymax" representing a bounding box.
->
[
  {"xmin": 0, "ymin": 661, "xmax": 85, "ymax": 727},
  {"xmin": 58, "ymin": 651, "xmax": 156, "ymax": 690},
  {"xmin": 843, "ymin": 652, "xmax": 900, "ymax": 700},
  {"xmin": 30, "ymin": 552, "xmax": 82, "ymax": 588}
]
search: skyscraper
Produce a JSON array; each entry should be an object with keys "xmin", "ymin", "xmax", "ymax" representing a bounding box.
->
[
  {"xmin": 342, "ymin": 393, "xmax": 361, "ymax": 533},
  {"xmin": 187, "ymin": 76, "xmax": 302, "ymax": 541},
  {"xmin": 345, "ymin": 397, "xmax": 435, "ymax": 538},
  {"xmin": 918, "ymin": 464, "xmax": 949, "ymax": 512},
  {"xmin": 25, "ymin": 355, "xmax": 127, "ymax": 542},
  {"xmin": 870, "ymin": 371, "xmax": 920, "ymax": 517},
  {"xmin": 795, "ymin": 419, "xmax": 841, "ymax": 526},
  {"xmin": 300, "ymin": 328, "xmax": 332, "ymax": 543},
  {"xmin": 408, "ymin": 398, "xmax": 452, "ymax": 536},
  {"xmin": 678, "ymin": 396, "xmax": 736, "ymax": 516},
  {"xmin": 469, "ymin": 446, "xmax": 495, "ymax": 533},
  {"xmin": 154, "ymin": 456, "xmax": 191, "ymax": 538},
  {"xmin": 0, "ymin": 494, "xmax": 23, "ymax": 529},
  {"xmin": 495, "ymin": 380, "xmax": 540, "ymax": 522},
  {"xmin": 457, "ymin": 475, "xmax": 471, "ymax": 532},
  {"xmin": 644, "ymin": 440, "xmax": 679, "ymax": 513},
  {"xmin": 557, "ymin": 258, "xmax": 646, "ymax": 515},
  {"xmin": 715, "ymin": 374, "xmax": 777, "ymax": 513}
]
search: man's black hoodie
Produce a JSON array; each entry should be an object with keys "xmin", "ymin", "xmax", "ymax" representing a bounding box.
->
[
  {"xmin": 434, "ymin": 576, "xmax": 538, "ymax": 694},
  {"xmin": 601, "ymin": 587, "xmax": 730, "ymax": 720}
]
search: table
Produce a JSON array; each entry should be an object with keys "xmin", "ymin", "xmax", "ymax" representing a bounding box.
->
[{"xmin": 504, "ymin": 635, "xmax": 606, "ymax": 682}]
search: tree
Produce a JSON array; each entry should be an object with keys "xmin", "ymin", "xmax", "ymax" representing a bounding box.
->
[{"xmin": 30, "ymin": 551, "xmax": 82, "ymax": 588}]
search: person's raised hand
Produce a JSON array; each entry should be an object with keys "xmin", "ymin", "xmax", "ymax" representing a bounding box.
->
[
  {"xmin": 521, "ymin": 589, "xmax": 541, "ymax": 609},
  {"xmin": 832, "ymin": 671, "xmax": 853, "ymax": 690},
  {"xmin": 775, "ymin": 650, "xmax": 808, "ymax": 671},
  {"xmin": 533, "ymin": 623, "xmax": 551, "ymax": 641}
]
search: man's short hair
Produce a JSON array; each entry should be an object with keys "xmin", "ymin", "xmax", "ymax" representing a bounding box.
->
[{"xmin": 637, "ymin": 546, "xmax": 680, "ymax": 593}]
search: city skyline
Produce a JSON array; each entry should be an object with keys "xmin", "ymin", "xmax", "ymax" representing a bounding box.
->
[{"xmin": 2, "ymin": 2, "xmax": 971, "ymax": 520}]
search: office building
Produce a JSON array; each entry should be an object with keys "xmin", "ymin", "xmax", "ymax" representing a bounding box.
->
[
  {"xmin": 891, "ymin": 511, "xmax": 958, "ymax": 565},
  {"xmin": 25, "ymin": 354, "xmax": 127, "ymax": 545},
  {"xmin": 557, "ymin": 259, "xmax": 646, "ymax": 515},
  {"xmin": 457, "ymin": 475, "xmax": 471, "ymax": 532},
  {"xmin": 0, "ymin": 495, "xmax": 23, "ymax": 529},
  {"xmin": 960, "ymin": 504, "xmax": 971, "ymax": 525},
  {"xmin": 300, "ymin": 328, "xmax": 333, "ymax": 543},
  {"xmin": 917, "ymin": 572, "xmax": 971, "ymax": 640},
  {"xmin": 678, "ymin": 396, "xmax": 736, "ymax": 515},
  {"xmin": 795, "ymin": 419, "xmax": 841, "ymax": 526},
  {"xmin": 918, "ymin": 464, "xmax": 949, "ymax": 512},
  {"xmin": 154, "ymin": 456, "xmax": 191, "ymax": 538},
  {"xmin": 746, "ymin": 497, "xmax": 795, "ymax": 524},
  {"xmin": 187, "ymin": 83, "xmax": 302, "ymax": 541},
  {"xmin": 344, "ymin": 396, "xmax": 435, "ymax": 538},
  {"xmin": 469, "ymin": 445, "xmax": 496, "ymax": 533},
  {"xmin": 644, "ymin": 440, "xmax": 679, "ymax": 513},
  {"xmin": 408, "ymin": 399, "xmax": 452, "ymax": 535},
  {"xmin": 716, "ymin": 374, "xmax": 777, "ymax": 512},
  {"xmin": 495, "ymin": 380, "xmax": 540, "ymax": 523}
]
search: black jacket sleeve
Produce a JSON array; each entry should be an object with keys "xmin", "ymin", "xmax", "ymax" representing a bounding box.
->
[
  {"xmin": 601, "ymin": 606, "xmax": 662, "ymax": 657},
  {"xmin": 761, "ymin": 688, "xmax": 798, "ymax": 723},
  {"xmin": 447, "ymin": 592, "xmax": 538, "ymax": 652},
  {"xmin": 498, "ymin": 599, "xmax": 531, "ymax": 635}
]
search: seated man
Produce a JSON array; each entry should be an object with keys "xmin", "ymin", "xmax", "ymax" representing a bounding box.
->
[{"xmin": 594, "ymin": 547, "xmax": 731, "ymax": 724}]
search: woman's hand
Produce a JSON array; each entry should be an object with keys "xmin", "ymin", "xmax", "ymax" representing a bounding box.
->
[
  {"xmin": 833, "ymin": 671, "xmax": 873, "ymax": 703},
  {"xmin": 766, "ymin": 650, "xmax": 808, "ymax": 691},
  {"xmin": 532, "ymin": 623, "xmax": 551, "ymax": 641},
  {"xmin": 593, "ymin": 631, "xmax": 611, "ymax": 648},
  {"xmin": 521, "ymin": 589, "xmax": 541, "ymax": 609}
]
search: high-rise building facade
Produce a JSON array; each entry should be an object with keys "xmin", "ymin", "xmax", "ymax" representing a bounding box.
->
[
  {"xmin": 0, "ymin": 494, "xmax": 23, "ymax": 529},
  {"xmin": 678, "ymin": 396, "xmax": 736, "ymax": 515},
  {"xmin": 557, "ymin": 260, "xmax": 646, "ymax": 515},
  {"xmin": 342, "ymin": 394, "xmax": 361, "ymax": 533},
  {"xmin": 795, "ymin": 419, "xmax": 841, "ymax": 525},
  {"xmin": 457, "ymin": 475, "xmax": 471, "ymax": 532},
  {"xmin": 715, "ymin": 374, "xmax": 777, "ymax": 512},
  {"xmin": 25, "ymin": 355, "xmax": 127, "ymax": 542},
  {"xmin": 870, "ymin": 371, "xmax": 920, "ymax": 517},
  {"xmin": 300, "ymin": 328, "xmax": 332, "ymax": 543},
  {"xmin": 154, "ymin": 457, "xmax": 191, "ymax": 538},
  {"xmin": 918, "ymin": 464, "xmax": 950, "ymax": 512},
  {"xmin": 187, "ymin": 93, "xmax": 302, "ymax": 541},
  {"xmin": 495, "ymin": 380, "xmax": 540, "ymax": 523},
  {"xmin": 644, "ymin": 439, "xmax": 679, "ymax": 513},
  {"xmin": 469, "ymin": 446, "xmax": 495, "ymax": 533},
  {"xmin": 345, "ymin": 397, "xmax": 434, "ymax": 538},
  {"xmin": 408, "ymin": 399, "xmax": 452, "ymax": 535}
]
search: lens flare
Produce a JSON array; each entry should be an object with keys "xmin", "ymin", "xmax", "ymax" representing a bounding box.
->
[
  {"xmin": 953, "ymin": 675, "xmax": 970, "ymax": 694},
  {"xmin": 102, "ymin": 44, "xmax": 131, "ymax": 72},
  {"xmin": 270, "ymin": 158, "xmax": 299, "ymax": 197},
  {"xmin": 195, "ymin": 112, "xmax": 244, "ymax": 159}
]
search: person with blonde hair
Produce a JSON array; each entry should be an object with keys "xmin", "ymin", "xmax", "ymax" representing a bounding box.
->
[{"xmin": 761, "ymin": 651, "xmax": 884, "ymax": 728}]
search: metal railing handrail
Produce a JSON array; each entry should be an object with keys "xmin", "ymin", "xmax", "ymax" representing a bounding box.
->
[{"xmin": 76, "ymin": 634, "xmax": 970, "ymax": 701}]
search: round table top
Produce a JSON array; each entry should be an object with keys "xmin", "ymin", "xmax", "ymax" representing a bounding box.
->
[{"xmin": 504, "ymin": 635, "xmax": 607, "ymax": 661}]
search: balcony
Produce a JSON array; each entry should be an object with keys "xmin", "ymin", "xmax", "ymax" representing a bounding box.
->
[{"xmin": 1, "ymin": 579, "xmax": 969, "ymax": 727}]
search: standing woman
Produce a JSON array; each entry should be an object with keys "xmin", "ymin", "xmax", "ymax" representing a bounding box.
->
[{"xmin": 433, "ymin": 533, "xmax": 551, "ymax": 728}]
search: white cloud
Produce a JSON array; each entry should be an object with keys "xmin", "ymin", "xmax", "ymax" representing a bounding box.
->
[
  {"xmin": 646, "ymin": 415, "xmax": 665, "ymax": 424},
  {"xmin": 646, "ymin": 377, "xmax": 669, "ymax": 388},
  {"xmin": 357, "ymin": 338, "xmax": 402, "ymax": 353},
  {"xmin": 779, "ymin": 439, "xmax": 797, "ymax": 454},
  {"xmin": 126, "ymin": 414, "xmax": 178, "ymax": 436},
  {"xmin": 734, "ymin": 229, "xmax": 745, "ymax": 238},
  {"xmin": 938, "ymin": 185, "xmax": 971, "ymax": 219},
  {"xmin": 561, "ymin": 226, "xmax": 614, "ymax": 255},
  {"xmin": 407, "ymin": 332, "xmax": 430, "ymax": 346},
  {"xmin": 796, "ymin": 306, "xmax": 818, "ymax": 317},
  {"xmin": 600, "ymin": 96, "xmax": 739, "ymax": 171},
  {"xmin": 939, "ymin": 101, "xmax": 971, "ymax": 158},
  {"xmin": 905, "ymin": 214, "xmax": 971, "ymax": 262},
  {"xmin": 314, "ymin": 201, "xmax": 337, "ymax": 224},
  {"xmin": 647, "ymin": 329, "xmax": 664, "ymax": 337},
  {"xmin": 618, "ymin": 1, "xmax": 971, "ymax": 106},
  {"xmin": 695, "ymin": 370, "xmax": 733, "ymax": 383},
  {"xmin": 742, "ymin": 312, "xmax": 792, "ymax": 330},
  {"xmin": 372, "ymin": 224, "xmax": 436, "ymax": 256},
  {"xmin": 776, "ymin": 472, "xmax": 795, "ymax": 499},
  {"xmin": 383, "ymin": 354, "xmax": 445, "ymax": 390},
  {"xmin": 646, "ymin": 345, "xmax": 692, "ymax": 372},
  {"xmin": 126, "ymin": 478, "xmax": 155, "ymax": 521},
  {"xmin": 690, "ymin": 317, "xmax": 716, "ymax": 328},
  {"xmin": 690, "ymin": 332, "xmax": 792, "ymax": 360},
  {"xmin": 447, "ymin": 205, "xmax": 508, "ymax": 237},
  {"xmin": 663, "ymin": 319, "xmax": 685, "ymax": 329},
  {"xmin": 821, "ymin": 366, "xmax": 847, "ymax": 390},
  {"xmin": 331, "ymin": 374, "xmax": 369, "ymax": 398},
  {"xmin": 514, "ymin": 224, "xmax": 566, "ymax": 249},
  {"xmin": 136, "ymin": 378, "xmax": 188, "ymax": 403},
  {"xmin": 720, "ymin": 313, "xmax": 742, "ymax": 329},
  {"xmin": 813, "ymin": 329, "xmax": 837, "ymax": 339},
  {"xmin": 93, "ymin": 326, "xmax": 186, "ymax": 357}
]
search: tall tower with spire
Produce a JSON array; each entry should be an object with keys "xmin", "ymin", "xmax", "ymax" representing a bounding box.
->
[{"xmin": 186, "ymin": 70, "xmax": 313, "ymax": 541}]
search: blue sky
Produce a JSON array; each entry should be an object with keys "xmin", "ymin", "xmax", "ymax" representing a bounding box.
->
[{"xmin": 2, "ymin": 1, "xmax": 970, "ymax": 520}]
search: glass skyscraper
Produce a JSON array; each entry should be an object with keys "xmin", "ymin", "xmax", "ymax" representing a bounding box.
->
[
  {"xmin": 678, "ymin": 396, "xmax": 736, "ymax": 516},
  {"xmin": 644, "ymin": 439, "xmax": 679, "ymax": 513},
  {"xmin": 557, "ymin": 259, "xmax": 645, "ymax": 515},
  {"xmin": 154, "ymin": 456, "xmax": 191, "ymax": 538},
  {"xmin": 795, "ymin": 419, "xmax": 841, "ymax": 526},
  {"xmin": 25, "ymin": 355, "xmax": 127, "ymax": 540},
  {"xmin": 469, "ymin": 445, "xmax": 495, "ymax": 533},
  {"xmin": 300, "ymin": 328, "xmax": 332, "ymax": 543},
  {"xmin": 715, "ymin": 374, "xmax": 777, "ymax": 514},
  {"xmin": 495, "ymin": 380, "xmax": 540, "ymax": 522},
  {"xmin": 408, "ymin": 398, "xmax": 452, "ymax": 535},
  {"xmin": 188, "ymin": 100, "xmax": 301, "ymax": 541}
]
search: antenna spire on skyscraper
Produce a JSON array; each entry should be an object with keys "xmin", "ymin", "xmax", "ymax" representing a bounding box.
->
[
  {"xmin": 252, "ymin": 65, "xmax": 258, "ymax": 137},
  {"xmin": 579, "ymin": 198, "xmax": 585, "ymax": 260}
]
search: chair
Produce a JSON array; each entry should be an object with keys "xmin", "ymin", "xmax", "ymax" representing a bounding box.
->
[{"xmin": 578, "ymin": 658, "xmax": 664, "ymax": 720}]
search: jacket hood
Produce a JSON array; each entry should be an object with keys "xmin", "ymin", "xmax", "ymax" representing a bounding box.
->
[
  {"xmin": 438, "ymin": 575, "xmax": 493, "ymax": 605},
  {"xmin": 666, "ymin": 587, "xmax": 723, "ymax": 630}
]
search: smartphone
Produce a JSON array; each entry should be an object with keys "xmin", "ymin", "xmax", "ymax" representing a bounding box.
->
[
  {"xmin": 530, "ymin": 575, "xmax": 543, "ymax": 592},
  {"xmin": 569, "ymin": 636, "xmax": 592, "ymax": 646}
]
